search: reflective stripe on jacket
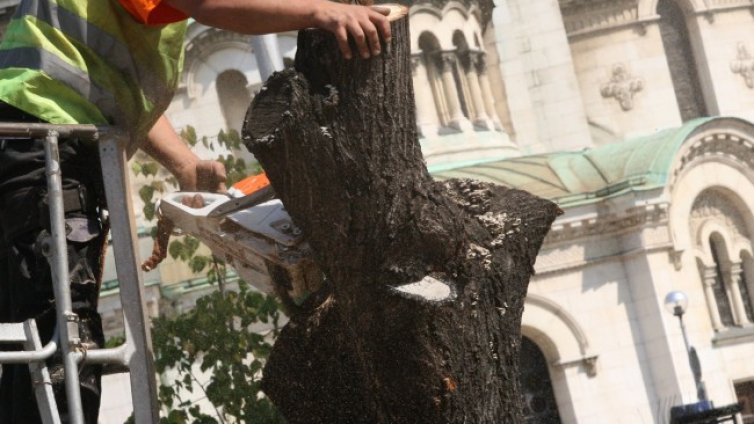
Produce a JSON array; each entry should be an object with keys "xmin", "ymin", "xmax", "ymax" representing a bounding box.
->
[{"xmin": 0, "ymin": 0, "xmax": 187, "ymax": 154}]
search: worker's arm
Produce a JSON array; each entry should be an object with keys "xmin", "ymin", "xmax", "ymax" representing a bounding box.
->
[
  {"xmin": 164, "ymin": 0, "xmax": 391, "ymax": 60},
  {"xmin": 140, "ymin": 115, "xmax": 227, "ymax": 193}
]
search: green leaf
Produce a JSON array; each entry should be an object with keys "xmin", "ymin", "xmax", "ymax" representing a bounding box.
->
[
  {"xmin": 142, "ymin": 161, "xmax": 160, "ymax": 177},
  {"xmin": 139, "ymin": 185, "xmax": 155, "ymax": 204},
  {"xmin": 181, "ymin": 126, "xmax": 198, "ymax": 147}
]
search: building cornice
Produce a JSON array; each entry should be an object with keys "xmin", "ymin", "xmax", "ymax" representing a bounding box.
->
[
  {"xmin": 400, "ymin": 0, "xmax": 492, "ymax": 28},
  {"xmin": 544, "ymin": 203, "xmax": 669, "ymax": 246},
  {"xmin": 671, "ymin": 129, "xmax": 754, "ymax": 187},
  {"xmin": 560, "ymin": 0, "xmax": 641, "ymax": 38}
]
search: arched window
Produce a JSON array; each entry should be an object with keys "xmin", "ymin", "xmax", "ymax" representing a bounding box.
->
[
  {"xmin": 216, "ymin": 70, "xmax": 252, "ymax": 134},
  {"xmin": 739, "ymin": 253, "xmax": 754, "ymax": 323},
  {"xmin": 657, "ymin": 0, "xmax": 708, "ymax": 121},
  {"xmin": 418, "ymin": 31, "xmax": 449, "ymax": 126},
  {"xmin": 691, "ymin": 189, "xmax": 754, "ymax": 330},
  {"xmin": 520, "ymin": 337, "xmax": 562, "ymax": 424},
  {"xmin": 709, "ymin": 235, "xmax": 735, "ymax": 327},
  {"xmin": 452, "ymin": 30, "xmax": 473, "ymax": 119}
]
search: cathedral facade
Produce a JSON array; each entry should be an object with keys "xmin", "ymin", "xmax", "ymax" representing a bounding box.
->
[
  {"xmin": 2, "ymin": 0, "xmax": 751, "ymax": 422},
  {"xmin": 104, "ymin": 0, "xmax": 754, "ymax": 422}
]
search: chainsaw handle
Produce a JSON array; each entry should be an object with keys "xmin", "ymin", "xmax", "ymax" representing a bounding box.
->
[
  {"xmin": 158, "ymin": 192, "xmax": 229, "ymax": 216},
  {"xmin": 156, "ymin": 192, "xmax": 229, "ymax": 234}
]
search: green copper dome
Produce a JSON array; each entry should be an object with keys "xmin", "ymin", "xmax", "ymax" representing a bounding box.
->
[{"xmin": 432, "ymin": 117, "xmax": 723, "ymax": 206}]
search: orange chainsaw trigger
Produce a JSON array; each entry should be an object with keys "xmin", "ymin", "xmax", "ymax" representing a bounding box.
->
[{"xmin": 232, "ymin": 172, "xmax": 271, "ymax": 196}]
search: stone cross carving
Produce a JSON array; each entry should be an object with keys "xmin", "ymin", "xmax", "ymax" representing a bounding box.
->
[
  {"xmin": 730, "ymin": 42, "xmax": 754, "ymax": 89},
  {"xmin": 600, "ymin": 63, "xmax": 644, "ymax": 111}
]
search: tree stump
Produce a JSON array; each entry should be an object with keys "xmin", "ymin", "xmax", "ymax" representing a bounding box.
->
[{"xmin": 242, "ymin": 8, "xmax": 562, "ymax": 423}]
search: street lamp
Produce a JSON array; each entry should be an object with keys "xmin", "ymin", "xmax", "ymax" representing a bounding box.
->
[{"xmin": 664, "ymin": 291, "xmax": 708, "ymax": 403}]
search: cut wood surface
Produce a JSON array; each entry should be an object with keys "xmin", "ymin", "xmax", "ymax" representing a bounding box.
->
[{"xmin": 243, "ymin": 10, "xmax": 561, "ymax": 424}]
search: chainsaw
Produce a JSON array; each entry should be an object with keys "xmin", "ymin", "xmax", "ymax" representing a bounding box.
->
[{"xmin": 142, "ymin": 174, "xmax": 323, "ymax": 309}]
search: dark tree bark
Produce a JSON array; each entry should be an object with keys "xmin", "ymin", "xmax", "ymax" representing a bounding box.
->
[{"xmin": 242, "ymin": 10, "xmax": 561, "ymax": 424}]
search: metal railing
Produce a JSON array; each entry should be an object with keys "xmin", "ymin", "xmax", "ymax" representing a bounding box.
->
[{"xmin": 0, "ymin": 123, "xmax": 159, "ymax": 424}]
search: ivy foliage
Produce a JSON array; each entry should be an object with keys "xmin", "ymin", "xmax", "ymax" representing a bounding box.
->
[
  {"xmin": 128, "ymin": 126, "xmax": 285, "ymax": 423},
  {"xmin": 152, "ymin": 281, "xmax": 285, "ymax": 424}
]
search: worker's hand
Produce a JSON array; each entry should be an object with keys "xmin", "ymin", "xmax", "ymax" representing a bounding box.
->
[
  {"xmin": 176, "ymin": 160, "xmax": 228, "ymax": 193},
  {"xmin": 312, "ymin": 2, "xmax": 392, "ymax": 60}
]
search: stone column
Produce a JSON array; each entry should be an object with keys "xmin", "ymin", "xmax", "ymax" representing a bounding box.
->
[
  {"xmin": 461, "ymin": 51, "xmax": 493, "ymax": 130},
  {"xmin": 728, "ymin": 263, "xmax": 752, "ymax": 326},
  {"xmin": 474, "ymin": 53, "xmax": 503, "ymax": 131},
  {"xmin": 702, "ymin": 267, "xmax": 724, "ymax": 331},
  {"xmin": 436, "ymin": 52, "xmax": 473, "ymax": 131},
  {"xmin": 411, "ymin": 54, "xmax": 440, "ymax": 138}
]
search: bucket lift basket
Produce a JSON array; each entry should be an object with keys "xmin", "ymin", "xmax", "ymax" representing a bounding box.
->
[{"xmin": 0, "ymin": 123, "xmax": 160, "ymax": 424}]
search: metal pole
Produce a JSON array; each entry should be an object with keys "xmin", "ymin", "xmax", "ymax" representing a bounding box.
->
[
  {"xmin": 677, "ymin": 314, "xmax": 707, "ymax": 402},
  {"xmin": 99, "ymin": 135, "xmax": 160, "ymax": 424},
  {"xmin": 0, "ymin": 337, "xmax": 57, "ymax": 362},
  {"xmin": 0, "ymin": 122, "xmax": 101, "ymax": 139},
  {"xmin": 43, "ymin": 131, "xmax": 85, "ymax": 424},
  {"xmin": 24, "ymin": 320, "xmax": 62, "ymax": 424}
]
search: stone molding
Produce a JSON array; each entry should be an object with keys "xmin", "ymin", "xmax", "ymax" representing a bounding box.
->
[
  {"xmin": 600, "ymin": 64, "xmax": 644, "ymax": 111},
  {"xmin": 712, "ymin": 325, "xmax": 754, "ymax": 346},
  {"xmin": 523, "ymin": 293, "xmax": 599, "ymax": 377},
  {"xmin": 544, "ymin": 203, "xmax": 669, "ymax": 246},
  {"xmin": 402, "ymin": 0, "xmax": 491, "ymax": 28},
  {"xmin": 561, "ymin": 0, "xmax": 753, "ymax": 37},
  {"xmin": 542, "ymin": 126, "xmax": 754, "ymax": 270},
  {"xmin": 731, "ymin": 42, "xmax": 754, "ymax": 89},
  {"xmin": 673, "ymin": 131, "xmax": 754, "ymax": 182},
  {"xmin": 560, "ymin": 0, "xmax": 641, "ymax": 37},
  {"xmin": 705, "ymin": 0, "xmax": 754, "ymax": 7},
  {"xmin": 689, "ymin": 190, "xmax": 749, "ymax": 250},
  {"xmin": 700, "ymin": 0, "xmax": 754, "ymax": 16}
]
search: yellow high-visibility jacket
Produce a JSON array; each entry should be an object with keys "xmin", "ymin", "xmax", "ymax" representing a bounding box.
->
[{"xmin": 0, "ymin": 0, "xmax": 187, "ymax": 153}]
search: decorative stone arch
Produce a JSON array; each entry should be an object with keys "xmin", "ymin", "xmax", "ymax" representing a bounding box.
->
[
  {"xmin": 521, "ymin": 294, "xmax": 594, "ymax": 424},
  {"xmin": 409, "ymin": 6, "xmax": 443, "ymax": 51},
  {"xmin": 441, "ymin": 2, "xmax": 477, "ymax": 50},
  {"xmin": 669, "ymin": 120, "xmax": 754, "ymax": 329},
  {"xmin": 693, "ymin": 217, "xmax": 744, "ymax": 266},
  {"xmin": 442, "ymin": 1, "xmax": 472, "ymax": 21},
  {"xmin": 182, "ymin": 28, "xmax": 259, "ymax": 101},
  {"xmin": 668, "ymin": 118, "xmax": 754, "ymax": 255},
  {"xmin": 638, "ymin": 0, "xmax": 704, "ymax": 18},
  {"xmin": 522, "ymin": 293, "xmax": 598, "ymax": 377},
  {"xmin": 684, "ymin": 189, "xmax": 754, "ymax": 329},
  {"xmin": 410, "ymin": 1, "xmax": 483, "ymax": 51},
  {"xmin": 738, "ymin": 246, "xmax": 754, "ymax": 263},
  {"xmin": 410, "ymin": 1, "xmax": 501, "ymax": 138}
]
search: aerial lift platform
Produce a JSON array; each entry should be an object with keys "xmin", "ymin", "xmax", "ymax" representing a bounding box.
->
[
  {"xmin": 0, "ymin": 34, "xmax": 294, "ymax": 424},
  {"xmin": 0, "ymin": 122, "xmax": 320, "ymax": 424},
  {"xmin": 0, "ymin": 124, "xmax": 160, "ymax": 424}
]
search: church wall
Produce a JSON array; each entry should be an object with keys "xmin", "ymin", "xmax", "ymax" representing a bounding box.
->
[
  {"xmin": 167, "ymin": 44, "xmax": 260, "ymax": 141},
  {"xmin": 482, "ymin": 23, "xmax": 514, "ymax": 135},
  {"xmin": 668, "ymin": 155, "xmax": 754, "ymax": 410},
  {"xmin": 568, "ymin": 24, "xmax": 683, "ymax": 141},
  {"xmin": 690, "ymin": 9, "xmax": 754, "ymax": 122},
  {"xmin": 529, "ymin": 242, "xmax": 669, "ymax": 422},
  {"xmin": 528, "ymin": 171, "xmax": 754, "ymax": 422},
  {"xmin": 622, "ymin": 248, "xmax": 689, "ymax": 409},
  {"xmin": 490, "ymin": 0, "xmax": 592, "ymax": 154},
  {"xmin": 89, "ymin": 1, "xmax": 754, "ymax": 421}
]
